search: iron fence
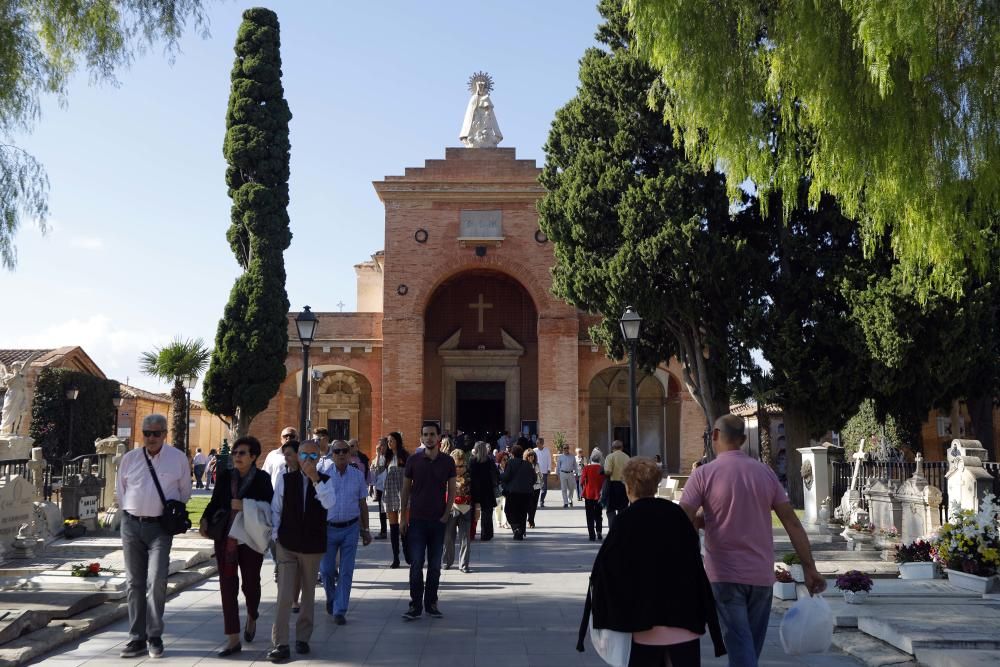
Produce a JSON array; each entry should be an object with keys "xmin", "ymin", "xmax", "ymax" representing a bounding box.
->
[
  {"xmin": 831, "ymin": 460, "xmax": 954, "ymax": 523},
  {"xmin": 0, "ymin": 458, "xmax": 29, "ymax": 479}
]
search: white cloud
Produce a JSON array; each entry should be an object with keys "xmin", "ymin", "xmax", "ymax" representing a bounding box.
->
[{"xmin": 69, "ymin": 236, "xmax": 104, "ymax": 250}]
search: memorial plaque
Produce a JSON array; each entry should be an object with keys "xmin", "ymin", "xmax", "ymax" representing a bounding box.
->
[
  {"xmin": 79, "ymin": 496, "xmax": 98, "ymax": 520},
  {"xmin": 459, "ymin": 210, "xmax": 503, "ymax": 239}
]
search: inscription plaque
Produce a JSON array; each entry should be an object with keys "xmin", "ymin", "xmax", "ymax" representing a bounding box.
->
[{"xmin": 459, "ymin": 210, "xmax": 503, "ymax": 239}]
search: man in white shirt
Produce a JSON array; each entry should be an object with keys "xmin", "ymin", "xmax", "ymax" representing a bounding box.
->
[
  {"xmin": 556, "ymin": 444, "xmax": 579, "ymax": 508},
  {"xmin": 116, "ymin": 414, "xmax": 191, "ymax": 659},
  {"xmin": 533, "ymin": 437, "xmax": 552, "ymax": 507},
  {"xmin": 192, "ymin": 448, "xmax": 208, "ymax": 489},
  {"xmin": 495, "ymin": 430, "xmax": 511, "ymax": 453},
  {"xmin": 263, "ymin": 427, "xmax": 297, "ymax": 482}
]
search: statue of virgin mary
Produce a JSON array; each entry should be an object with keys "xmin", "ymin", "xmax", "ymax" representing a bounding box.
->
[{"xmin": 459, "ymin": 72, "xmax": 503, "ymax": 148}]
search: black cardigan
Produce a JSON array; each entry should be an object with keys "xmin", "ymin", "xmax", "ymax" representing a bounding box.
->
[
  {"xmin": 201, "ymin": 467, "xmax": 274, "ymax": 524},
  {"xmin": 499, "ymin": 457, "xmax": 535, "ymax": 495},
  {"xmin": 577, "ymin": 497, "xmax": 726, "ymax": 657},
  {"xmin": 469, "ymin": 460, "xmax": 498, "ymax": 509}
]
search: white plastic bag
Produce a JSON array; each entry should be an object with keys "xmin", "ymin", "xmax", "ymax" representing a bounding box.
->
[
  {"xmin": 780, "ymin": 595, "xmax": 833, "ymax": 655},
  {"xmin": 589, "ymin": 614, "xmax": 632, "ymax": 667}
]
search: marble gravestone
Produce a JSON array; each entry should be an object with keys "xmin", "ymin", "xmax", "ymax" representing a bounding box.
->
[
  {"xmin": 0, "ymin": 475, "xmax": 35, "ymax": 551},
  {"xmin": 61, "ymin": 466, "xmax": 104, "ymax": 531},
  {"xmin": 896, "ymin": 455, "xmax": 943, "ymax": 544},
  {"xmin": 945, "ymin": 439, "xmax": 993, "ymax": 515},
  {"xmin": 866, "ymin": 477, "xmax": 902, "ymax": 535}
]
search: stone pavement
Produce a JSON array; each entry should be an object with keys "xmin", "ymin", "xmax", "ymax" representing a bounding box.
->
[{"xmin": 30, "ymin": 502, "xmax": 865, "ymax": 667}]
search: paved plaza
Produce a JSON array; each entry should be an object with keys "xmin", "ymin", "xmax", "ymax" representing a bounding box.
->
[{"xmin": 30, "ymin": 502, "xmax": 865, "ymax": 667}]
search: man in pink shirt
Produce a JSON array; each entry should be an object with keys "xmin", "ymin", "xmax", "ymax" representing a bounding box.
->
[{"xmin": 680, "ymin": 414, "xmax": 825, "ymax": 666}]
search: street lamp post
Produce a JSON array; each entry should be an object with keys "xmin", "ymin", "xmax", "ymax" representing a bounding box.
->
[
  {"xmin": 619, "ymin": 306, "xmax": 642, "ymax": 458},
  {"xmin": 183, "ymin": 375, "xmax": 198, "ymax": 456},
  {"xmin": 65, "ymin": 384, "xmax": 80, "ymax": 457},
  {"xmin": 112, "ymin": 390, "xmax": 123, "ymax": 437},
  {"xmin": 295, "ymin": 306, "xmax": 318, "ymax": 438}
]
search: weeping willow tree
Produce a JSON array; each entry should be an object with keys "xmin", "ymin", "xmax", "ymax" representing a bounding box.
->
[{"xmin": 626, "ymin": 0, "xmax": 1000, "ymax": 295}]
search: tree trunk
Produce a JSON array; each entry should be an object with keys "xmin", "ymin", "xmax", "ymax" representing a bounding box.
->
[
  {"xmin": 171, "ymin": 381, "xmax": 187, "ymax": 454},
  {"xmin": 782, "ymin": 408, "xmax": 812, "ymax": 509},
  {"xmin": 758, "ymin": 407, "xmax": 773, "ymax": 467},
  {"xmin": 670, "ymin": 320, "xmax": 728, "ymax": 459},
  {"xmin": 967, "ymin": 395, "xmax": 996, "ymax": 462}
]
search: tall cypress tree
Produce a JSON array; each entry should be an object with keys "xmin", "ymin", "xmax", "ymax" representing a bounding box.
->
[{"xmin": 203, "ymin": 8, "xmax": 292, "ymax": 437}]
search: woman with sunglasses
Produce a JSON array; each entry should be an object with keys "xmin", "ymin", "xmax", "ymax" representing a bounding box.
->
[
  {"xmin": 200, "ymin": 436, "xmax": 274, "ymax": 657},
  {"xmin": 382, "ymin": 431, "xmax": 408, "ymax": 568}
]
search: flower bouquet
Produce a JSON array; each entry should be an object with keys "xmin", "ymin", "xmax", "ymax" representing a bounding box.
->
[
  {"xmin": 933, "ymin": 494, "xmax": 999, "ymax": 592},
  {"xmin": 773, "ymin": 567, "xmax": 796, "ymax": 600},
  {"xmin": 894, "ymin": 539, "xmax": 937, "ymax": 579},
  {"xmin": 71, "ymin": 562, "xmax": 117, "ymax": 577},
  {"xmin": 63, "ymin": 518, "xmax": 86, "ymax": 539}
]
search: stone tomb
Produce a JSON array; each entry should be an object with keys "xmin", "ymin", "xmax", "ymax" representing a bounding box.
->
[
  {"xmin": 60, "ymin": 466, "xmax": 104, "ymax": 532},
  {"xmin": 896, "ymin": 456, "xmax": 942, "ymax": 544},
  {"xmin": 866, "ymin": 477, "xmax": 903, "ymax": 535},
  {"xmin": 945, "ymin": 439, "xmax": 993, "ymax": 515},
  {"xmin": 0, "ymin": 475, "xmax": 34, "ymax": 554}
]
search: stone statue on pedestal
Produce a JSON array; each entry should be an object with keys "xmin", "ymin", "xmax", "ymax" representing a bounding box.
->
[
  {"xmin": 460, "ymin": 71, "xmax": 503, "ymax": 148},
  {"xmin": 0, "ymin": 360, "xmax": 31, "ymax": 435}
]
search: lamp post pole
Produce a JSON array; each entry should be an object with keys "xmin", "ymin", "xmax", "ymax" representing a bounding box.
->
[
  {"xmin": 619, "ymin": 306, "xmax": 643, "ymax": 458},
  {"xmin": 295, "ymin": 306, "xmax": 318, "ymax": 439},
  {"xmin": 183, "ymin": 375, "xmax": 198, "ymax": 456},
  {"xmin": 65, "ymin": 384, "xmax": 80, "ymax": 457},
  {"xmin": 112, "ymin": 391, "xmax": 123, "ymax": 437}
]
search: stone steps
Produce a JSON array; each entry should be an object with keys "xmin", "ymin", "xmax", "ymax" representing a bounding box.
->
[{"xmin": 915, "ymin": 648, "xmax": 1000, "ymax": 667}]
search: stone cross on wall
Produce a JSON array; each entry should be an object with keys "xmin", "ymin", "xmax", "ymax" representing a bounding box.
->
[
  {"xmin": 914, "ymin": 453, "xmax": 924, "ymax": 479},
  {"xmin": 849, "ymin": 449, "xmax": 866, "ymax": 492},
  {"xmin": 469, "ymin": 294, "xmax": 493, "ymax": 333}
]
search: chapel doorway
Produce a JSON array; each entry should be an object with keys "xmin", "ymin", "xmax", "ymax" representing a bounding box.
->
[{"xmin": 456, "ymin": 381, "xmax": 505, "ymax": 443}]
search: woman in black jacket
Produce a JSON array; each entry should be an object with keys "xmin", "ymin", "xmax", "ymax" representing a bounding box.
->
[
  {"xmin": 499, "ymin": 441, "xmax": 536, "ymax": 540},
  {"xmin": 577, "ymin": 457, "xmax": 725, "ymax": 666},
  {"xmin": 468, "ymin": 441, "xmax": 498, "ymax": 541},
  {"xmin": 200, "ymin": 436, "xmax": 274, "ymax": 657}
]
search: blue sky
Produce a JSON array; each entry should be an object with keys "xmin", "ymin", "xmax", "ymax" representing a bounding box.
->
[{"xmin": 0, "ymin": 1, "xmax": 602, "ymax": 397}]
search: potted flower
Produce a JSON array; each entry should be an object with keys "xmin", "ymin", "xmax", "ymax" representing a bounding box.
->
[
  {"xmin": 63, "ymin": 518, "xmax": 86, "ymax": 539},
  {"xmin": 894, "ymin": 540, "xmax": 937, "ymax": 580},
  {"xmin": 781, "ymin": 553, "xmax": 804, "ymax": 582},
  {"xmin": 932, "ymin": 493, "xmax": 1000, "ymax": 593},
  {"xmin": 835, "ymin": 570, "xmax": 874, "ymax": 604},
  {"xmin": 773, "ymin": 568, "xmax": 797, "ymax": 600},
  {"xmin": 876, "ymin": 525, "xmax": 901, "ymax": 549}
]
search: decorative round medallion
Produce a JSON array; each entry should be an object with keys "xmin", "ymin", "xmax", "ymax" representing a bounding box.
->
[
  {"xmin": 397, "ymin": 284, "xmax": 409, "ymax": 296},
  {"xmin": 534, "ymin": 229, "xmax": 548, "ymax": 244},
  {"xmin": 414, "ymin": 228, "xmax": 429, "ymax": 243}
]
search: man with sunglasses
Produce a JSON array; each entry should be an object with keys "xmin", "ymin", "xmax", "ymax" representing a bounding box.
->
[
  {"xmin": 399, "ymin": 422, "xmax": 456, "ymax": 621},
  {"xmin": 318, "ymin": 439, "xmax": 372, "ymax": 625},
  {"xmin": 267, "ymin": 440, "xmax": 331, "ymax": 662},
  {"xmin": 116, "ymin": 414, "xmax": 191, "ymax": 659}
]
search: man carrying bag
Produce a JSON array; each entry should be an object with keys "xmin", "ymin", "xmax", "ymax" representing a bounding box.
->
[{"xmin": 115, "ymin": 414, "xmax": 192, "ymax": 659}]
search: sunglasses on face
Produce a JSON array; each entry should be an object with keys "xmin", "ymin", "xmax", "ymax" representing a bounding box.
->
[
  {"xmin": 298, "ymin": 452, "xmax": 319, "ymax": 461},
  {"xmin": 331, "ymin": 448, "xmax": 349, "ymax": 455},
  {"xmin": 143, "ymin": 430, "xmax": 165, "ymax": 437}
]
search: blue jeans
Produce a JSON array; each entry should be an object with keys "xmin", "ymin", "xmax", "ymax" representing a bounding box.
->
[
  {"xmin": 321, "ymin": 522, "xmax": 360, "ymax": 616},
  {"xmin": 407, "ymin": 518, "xmax": 446, "ymax": 611},
  {"xmin": 710, "ymin": 582, "xmax": 772, "ymax": 667}
]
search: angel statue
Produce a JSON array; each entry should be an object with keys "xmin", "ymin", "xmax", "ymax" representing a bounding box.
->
[
  {"xmin": 459, "ymin": 71, "xmax": 503, "ymax": 148},
  {"xmin": 1, "ymin": 360, "xmax": 31, "ymax": 435}
]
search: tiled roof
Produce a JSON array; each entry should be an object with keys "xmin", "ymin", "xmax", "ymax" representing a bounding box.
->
[
  {"xmin": 730, "ymin": 402, "xmax": 783, "ymax": 417},
  {"xmin": 120, "ymin": 383, "xmax": 172, "ymax": 404},
  {"xmin": 0, "ymin": 349, "xmax": 53, "ymax": 367}
]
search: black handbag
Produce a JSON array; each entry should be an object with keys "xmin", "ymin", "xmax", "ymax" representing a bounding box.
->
[{"xmin": 143, "ymin": 450, "xmax": 192, "ymax": 535}]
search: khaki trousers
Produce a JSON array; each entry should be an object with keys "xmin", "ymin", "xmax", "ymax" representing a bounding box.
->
[{"xmin": 271, "ymin": 543, "xmax": 323, "ymax": 646}]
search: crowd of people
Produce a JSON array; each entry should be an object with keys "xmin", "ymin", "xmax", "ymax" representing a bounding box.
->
[{"xmin": 114, "ymin": 412, "xmax": 825, "ymax": 666}]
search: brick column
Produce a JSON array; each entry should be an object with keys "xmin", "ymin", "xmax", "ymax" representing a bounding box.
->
[
  {"xmin": 382, "ymin": 316, "xmax": 425, "ymax": 443},
  {"xmin": 537, "ymin": 316, "xmax": 578, "ymax": 447}
]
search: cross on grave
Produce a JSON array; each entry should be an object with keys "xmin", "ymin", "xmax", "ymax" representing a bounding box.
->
[
  {"xmin": 468, "ymin": 293, "xmax": 493, "ymax": 333},
  {"xmin": 337, "ymin": 301, "xmax": 345, "ymax": 312}
]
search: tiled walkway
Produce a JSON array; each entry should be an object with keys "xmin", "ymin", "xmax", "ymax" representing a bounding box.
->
[{"xmin": 32, "ymin": 502, "xmax": 863, "ymax": 666}]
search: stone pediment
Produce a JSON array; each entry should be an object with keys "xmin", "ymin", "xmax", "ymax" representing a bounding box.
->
[{"xmin": 438, "ymin": 329, "xmax": 524, "ymax": 357}]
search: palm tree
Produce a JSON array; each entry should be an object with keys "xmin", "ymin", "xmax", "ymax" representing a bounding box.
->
[{"xmin": 139, "ymin": 337, "xmax": 211, "ymax": 453}]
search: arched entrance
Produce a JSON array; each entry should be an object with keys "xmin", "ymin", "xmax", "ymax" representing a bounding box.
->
[
  {"xmin": 587, "ymin": 367, "xmax": 682, "ymax": 471},
  {"xmin": 313, "ymin": 370, "xmax": 374, "ymax": 446},
  {"xmin": 423, "ymin": 270, "xmax": 538, "ymax": 443}
]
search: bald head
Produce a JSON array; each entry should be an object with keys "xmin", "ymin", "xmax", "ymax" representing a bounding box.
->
[{"xmin": 713, "ymin": 414, "xmax": 746, "ymax": 451}]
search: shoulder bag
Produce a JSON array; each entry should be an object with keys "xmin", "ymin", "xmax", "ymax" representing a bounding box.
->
[
  {"xmin": 201, "ymin": 469, "xmax": 233, "ymax": 541},
  {"xmin": 143, "ymin": 450, "xmax": 192, "ymax": 535}
]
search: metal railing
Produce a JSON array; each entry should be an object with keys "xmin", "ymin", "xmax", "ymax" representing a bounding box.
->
[{"xmin": 831, "ymin": 460, "xmax": 953, "ymax": 523}]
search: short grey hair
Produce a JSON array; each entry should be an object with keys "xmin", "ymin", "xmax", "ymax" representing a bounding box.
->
[
  {"xmin": 590, "ymin": 449, "xmax": 604, "ymax": 464},
  {"xmin": 714, "ymin": 414, "xmax": 746, "ymax": 443},
  {"xmin": 142, "ymin": 414, "xmax": 167, "ymax": 430}
]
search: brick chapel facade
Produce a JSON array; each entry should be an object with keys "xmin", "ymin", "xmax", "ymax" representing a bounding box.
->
[{"xmin": 250, "ymin": 145, "xmax": 709, "ymax": 471}]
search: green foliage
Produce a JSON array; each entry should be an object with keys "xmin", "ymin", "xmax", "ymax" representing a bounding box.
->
[
  {"xmin": 840, "ymin": 399, "xmax": 919, "ymax": 456},
  {"xmin": 627, "ymin": 0, "xmax": 1000, "ymax": 293},
  {"xmin": 28, "ymin": 368, "xmax": 119, "ymax": 460},
  {"xmin": 203, "ymin": 7, "xmax": 291, "ymax": 437},
  {"xmin": 0, "ymin": 0, "xmax": 209, "ymax": 269},
  {"xmin": 538, "ymin": 0, "xmax": 768, "ymax": 426},
  {"xmin": 139, "ymin": 337, "xmax": 210, "ymax": 452}
]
